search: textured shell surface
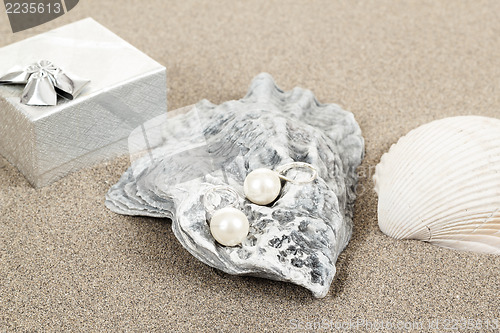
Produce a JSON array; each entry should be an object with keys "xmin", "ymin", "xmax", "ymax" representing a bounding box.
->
[
  {"xmin": 106, "ymin": 73, "xmax": 365, "ymax": 298},
  {"xmin": 374, "ymin": 116, "xmax": 500, "ymax": 254}
]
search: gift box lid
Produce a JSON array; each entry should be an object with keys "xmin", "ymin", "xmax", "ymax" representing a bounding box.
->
[{"xmin": 0, "ymin": 17, "xmax": 165, "ymax": 121}]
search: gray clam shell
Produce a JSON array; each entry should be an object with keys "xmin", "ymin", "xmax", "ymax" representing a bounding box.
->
[{"xmin": 105, "ymin": 73, "xmax": 364, "ymax": 298}]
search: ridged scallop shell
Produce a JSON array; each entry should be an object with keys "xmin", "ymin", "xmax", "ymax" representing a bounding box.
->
[{"xmin": 374, "ymin": 116, "xmax": 500, "ymax": 254}]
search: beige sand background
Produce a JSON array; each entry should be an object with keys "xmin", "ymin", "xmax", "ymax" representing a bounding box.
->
[{"xmin": 1, "ymin": 1, "xmax": 499, "ymax": 331}]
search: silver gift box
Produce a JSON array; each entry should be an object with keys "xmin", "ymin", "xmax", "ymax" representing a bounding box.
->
[{"xmin": 0, "ymin": 18, "xmax": 167, "ymax": 187}]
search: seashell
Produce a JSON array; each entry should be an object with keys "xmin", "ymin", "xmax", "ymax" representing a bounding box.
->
[
  {"xmin": 105, "ymin": 73, "xmax": 365, "ymax": 297},
  {"xmin": 374, "ymin": 116, "xmax": 500, "ymax": 254}
]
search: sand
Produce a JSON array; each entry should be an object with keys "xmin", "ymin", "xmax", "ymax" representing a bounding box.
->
[{"xmin": 0, "ymin": 1, "xmax": 499, "ymax": 331}]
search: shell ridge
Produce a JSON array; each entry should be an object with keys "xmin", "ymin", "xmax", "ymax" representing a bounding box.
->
[{"xmin": 375, "ymin": 116, "xmax": 500, "ymax": 254}]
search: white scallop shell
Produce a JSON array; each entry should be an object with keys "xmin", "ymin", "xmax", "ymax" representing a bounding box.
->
[{"xmin": 374, "ymin": 116, "xmax": 500, "ymax": 254}]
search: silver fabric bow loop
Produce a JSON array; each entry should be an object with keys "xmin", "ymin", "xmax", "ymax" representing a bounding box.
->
[{"xmin": 0, "ymin": 60, "xmax": 90, "ymax": 106}]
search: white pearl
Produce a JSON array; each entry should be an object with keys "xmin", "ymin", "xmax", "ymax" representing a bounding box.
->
[
  {"xmin": 243, "ymin": 168, "xmax": 282, "ymax": 205},
  {"xmin": 210, "ymin": 207, "xmax": 249, "ymax": 246}
]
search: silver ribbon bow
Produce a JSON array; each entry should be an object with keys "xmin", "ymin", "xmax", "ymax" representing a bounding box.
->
[{"xmin": 0, "ymin": 60, "xmax": 90, "ymax": 106}]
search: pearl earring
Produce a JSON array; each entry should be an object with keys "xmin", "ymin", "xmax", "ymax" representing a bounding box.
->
[
  {"xmin": 203, "ymin": 185, "xmax": 249, "ymax": 246},
  {"xmin": 243, "ymin": 162, "xmax": 318, "ymax": 205}
]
